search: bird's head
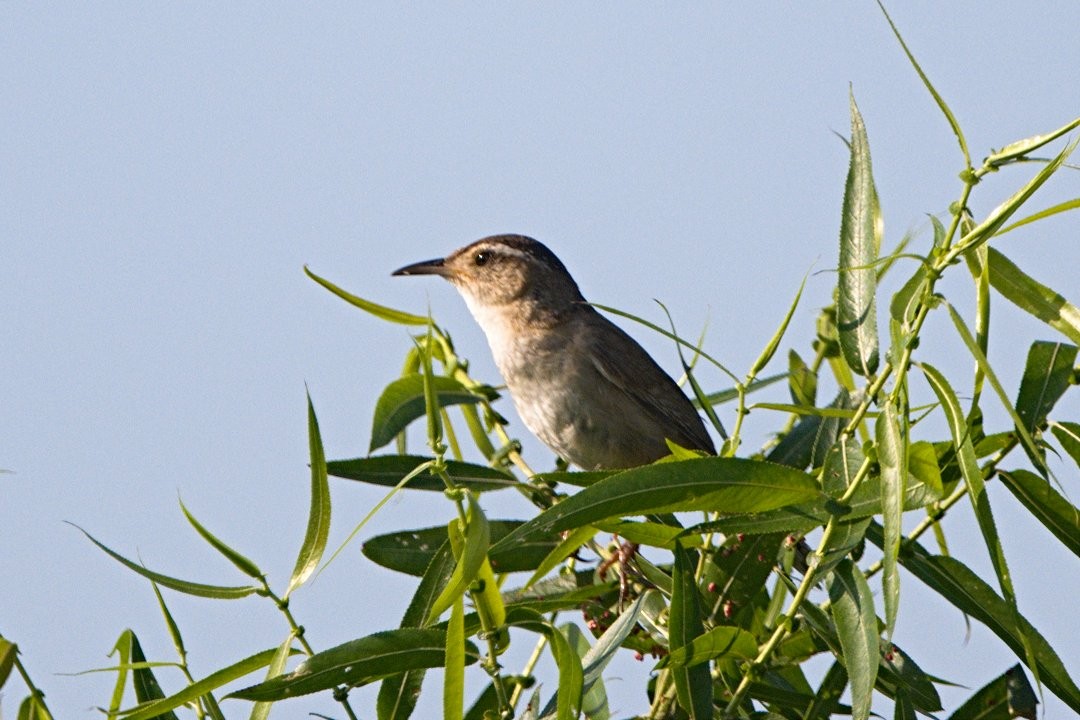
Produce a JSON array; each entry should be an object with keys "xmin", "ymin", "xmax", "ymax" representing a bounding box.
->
[{"xmin": 393, "ymin": 234, "xmax": 585, "ymax": 317}]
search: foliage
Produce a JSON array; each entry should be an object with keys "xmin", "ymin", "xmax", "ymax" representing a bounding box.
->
[{"xmin": 6, "ymin": 7, "xmax": 1080, "ymax": 720}]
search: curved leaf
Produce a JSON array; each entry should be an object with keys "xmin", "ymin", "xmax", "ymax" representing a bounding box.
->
[
  {"xmin": 1000, "ymin": 470, "xmax": 1080, "ymax": 557},
  {"xmin": 229, "ymin": 629, "xmax": 477, "ymax": 702},
  {"xmin": 305, "ymin": 266, "xmax": 428, "ymax": 325},
  {"xmin": 988, "ymin": 247, "xmax": 1080, "ymax": 345},
  {"xmin": 1014, "ymin": 341, "xmax": 1078, "ymax": 433},
  {"xmin": 669, "ymin": 543, "xmax": 712, "ymax": 718},
  {"xmin": 424, "ymin": 495, "xmax": 490, "ymax": 625},
  {"xmin": 370, "ymin": 375, "xmax": 483, "ymax": 452},
  {"xmin": 287, "ymin": 391, "xmax": 331, "ymax": 597}
]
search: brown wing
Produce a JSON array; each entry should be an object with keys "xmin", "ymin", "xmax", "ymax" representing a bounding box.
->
[{"xmin": 581, "ymin": 310, "xmax": 716, "ymax": 455}]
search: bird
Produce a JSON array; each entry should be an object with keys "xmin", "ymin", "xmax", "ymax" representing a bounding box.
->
[{"xmin": 392, "ymin": 234, "xmax": 715, "ymax": 471}]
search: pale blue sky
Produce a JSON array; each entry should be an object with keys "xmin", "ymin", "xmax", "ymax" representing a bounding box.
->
[{"xmin": 3, "ymin": 3, "xmax": 1079, "ymax": 718}]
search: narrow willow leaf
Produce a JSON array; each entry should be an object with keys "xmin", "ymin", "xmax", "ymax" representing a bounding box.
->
[
  {"xmin": 944, "ymin": 304, "xmax": 1046, "ymax": 476},
  {"xmin": 959, "ymin": 138, "xmax": 1077, "ymax": 251},
  {"xmin": 123, "ymin": 647, "xmax": 289, "ymax": 720},
  {"xmin": 701, "ymin": 534, "xmax": 784, "ymax": 625},
  {"xmin": 907, "ymin": 441, "xmax": 943, "ymax": 498},
  {"xmin": 877, "ymin": 643, "xmax": 942, "ymax": 713},
  {"xmin": 489, "ymin": 458, "xmax": 819, "ymax": 552},
  {"xmin": 0, "ymin": 639, "xmax": 17, "ymax": 692},
  {"xmin": 444, "ymin": 597, "xmax": 465, "ymax": 720},
  {"xmin": 1015, "ymin": 341, "xmax": 1078, "ymax": 432},
  {"xmin": 837, "ymin": 91, "xmax": 880, "ymax": 377},
  {"xmin": 126, "ymin": 632, "xmax": 178, "ymax": 720},
  {"xmin": 827, "ymin": 559, "xmax": 878, "ymax": 720},
  {"xmin": 377, "ymin": 542, "xmax": 455, "ymax": 720},
  {"xmin": 423, "ymin": 501, "xmax": 490, "ymax": 625},
  {"xmin": 948, "ymin": 664, "xmax": 1029, "ymax": 720},
  {"xmin": 578, "ymin": 592, "xmax": 649, "ymax": 703},
  {"xmin": 986, "ymin": 116, "xmax": 1080, "ymax": 168},
  {"xmin": 230, "ymin": 629, "xmax": 477, "ymax": 702},
  {"xmin": 997, "ymin": 197, "xmax": 1080, "ymax": 237},
  {"xmin": 502, "ymin": 570, "xmax": 618, "ymax": 615},
  {"xmin": 149, "ymin": 584, "xmax": 186, "ymax": 676},
  {"xmin": 286, "ymin": 392, "xmax": 331, "ymax": 598},
  {"xmin": 328, "ymin": 455, "xmax": 517, "ymax": 493},
  {"xmin": 370, "ymin": 375, "xmax": 482, "ymax": 451},
  {"xmin": 304, "ymin": 265, "xmax": 428, "ymax": 325},
  {"xmin": 699, "ymin": 372, "xmax": 787, "ymax": 407},
  {"xmin": 72, "ymin": 525, "xmax": 257, "ymax": 600},
  {"xmin": 507, "ymin": 608, "xmax": 583, "ymax": 720},
  {"xmin": 803, "ymin": 661, "xmax": 848, "ymax": 720},
  {"xmin": 788, "ymin": 349, "xmax": 817, "ymax": 406},
  {"xmin": 250, "ymin": 631, "xmax": 297, "ymax": 720},
  {"xmin": 1000, "ymin": 470, "xmax": 1080, "ymax": 557},
  {"xmin": 866, "ymin": 526, "xmax": 1080, "ymax": 713},
  {"xmin": 364, "ymin": 520, "xmax": 557, "ymax": 577},
  {"xmin": 988, "ymin": 244, "xmax": 1080, "ymax": 346},
  {"xmin": 562, "ymin": 624, "xmax": 610, "ymax": 720},
  {"xmin": 669, "ymin": 543, "xmax": 712, "ymax": 719},
  {"xmin": 663, "ymin": 625, "xmax": 757, "ymax": 668},
  {"xmin": 875, "ymin": 0, "xmax": 968, "ymax": 163},
  {"xmin": 921, "ymin": 363, "xmax": 1037, "ymax": 683},
  {"xmin": 877, "ymin": 403, "xmax": 905, "ymax": 642},
  {"xmin": 750, "ymin": 272, "xmax": 808, "ymax": 378},
  {"xmin": 1050, "ymin": 421, "xmax": 1080, "ymax": 468},
  {"xmin": 178, "ymin": 500, "xmax": 263, "ymax": 580}
]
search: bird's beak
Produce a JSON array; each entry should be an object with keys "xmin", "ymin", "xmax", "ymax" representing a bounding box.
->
[{"xmin": 392, "ymin": 257, "xmax": 450, "ymax": 277}]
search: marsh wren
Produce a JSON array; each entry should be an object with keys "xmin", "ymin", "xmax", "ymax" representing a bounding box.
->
[{"xmin": 393, "ymin": 234, "xmax": 715, "ymax": 470}]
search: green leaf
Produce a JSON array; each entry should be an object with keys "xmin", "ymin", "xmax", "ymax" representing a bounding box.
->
[
  {"xmin": 178, "ymin": 500, "xmax": 263, "ymax": 580},
  {"xmin": 877, "ymin": 643, "xmax": 942, "ymax": 713},
  {"xmin": 827, "ymin": 559, "xmax": 878, "ymax": 720},
  {"xmin": 377, "ymin": 542, "xmax": 455, "ymax": 720},
  {"xmin": 948, "ymin": 664, "xmax": 1038, "ymax": 720},
  {"xmin": 250, "ymin": 631, "xmax": 297, "ymax": 720},
  {"xmin": 921, "ymin": 363, "xmax": 1033, "ymax": 677},
  {"xmin": 329, "ymin": 455, "xmax": 517, "ymax": 493},
  {"xmin": 875, "ymin": 0, "xmax": 969, "ymax": 164},
  {"xmin": 803, "ymin": 661, "xmax": 848, "ymax": 720},
  {"xmin": 444, "ymin": 597, "xmax": 465, "ymax": 720},
  {"xmin": 305, "ymin": 266, "xmax": 429, "ymax": 325},
  {"xmin": 575, "ymin": 592, "xmax": 650, "ymax": 713},
  {"xmin": 502, "ymin": 570, "xmax": 618, "ymax": 615},
  {"xmin": 524, "ymin": 525, "xmax": 598, "ymax": 589},
  {"xmin": 1050, "ymin": 421, "xmax": 1080, "ymax": 469},
  {"xmin": 1014, "ymin": 341, "xmax": 1078, "ymax": 433},
  {"xmin": 985, "ymin": 116, "xmax": 1080, "ymax": 168},
  {"xmin": 561, "ymin": 624, "xmax": 610, "ymax": 720},
  {"xmin": 663, "ymin": 625, "xmax": 758, "ymax": 668},
  {"xmin": 788, "ymin": 349, "xmax": 817, "ymax": 407},
  {"xmin": 876, "ymin": 402, "xmax": 905, "ymax": 641},
  {"xmin": 0, "ymin": 638, "xmax": 18, "ymax": 691},
  {"xmin": 364, "ymin": 520, "xmax": 558, "ymax": 577},
  {"xmin": 505, "ymin": 608, "xmax": 583, "ymax": 720},
  {"xmin": 988, "ymin": 247, "xmax": 1080, "ymax": 345},
  {"xmin": 866, "ymin": 525, "xmax": 1080, "ymax": 713},
  {"xmin": 837, "ymin": 90, "xmax": 880, "ymax": 378},
  {"xmin": 490, "ymin": 457, "xmax": 820, "ymax": 552},
  {"xmin": 907, "ymin": 441, "xmax": 943, "ymax": 497},
  {"xmin": 999, "ymin": 470, "xmax": 1080, "ymax": 557},
  {"xmin": 425, "ymin": 495, "xmax": 490, "ymax": 625},
  {"xmin": 701, "ymin": 533, "xmax": 784, "ymax": 625},
  {"xmin": 72, "ymin": 525, "xmax": 258, "ymax": 600},
  {"xmin": 997, "ymin": 196, "xmax": 1080, "ymax": 236},
  {"xmin": 122, "ymin": 647, "xmax": 291, "ymax": 720},
  {"xmin": 287, "ymin": 391, "xmax": 331, "ymax": 598},
  {"xmin": 127, "ymin": 632, "xmax": 178, "ymax": 720},
  {"xmin": 230, "ymin": 629, "xmax": 477, "ymax": 702},
  {"xmin": 669, "ymin": 543, "xmax": 712, "ymax": 718},
  {"xmin": 370, "ymin": 375, "xmax": 484, "ymax": 451}
]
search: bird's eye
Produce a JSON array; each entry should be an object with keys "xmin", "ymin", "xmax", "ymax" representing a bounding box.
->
[{"xmin": 474, "ymin": 252, "xmax": 489, "ymax": 267}]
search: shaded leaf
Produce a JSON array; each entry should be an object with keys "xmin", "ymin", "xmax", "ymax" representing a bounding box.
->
[
  {"xmin": 329, "ymin": 455, "xmax": 517, "ymax": 493},
  {"xmin": 669, "ymin": 543, "xmax": 712, "ymax": 718},
  {"xmin": 866, "ymin": 525, "xmax": 1080, "ymax": 713},
  {"xmin": 370, "ymin": 375, "xmax": 483, "ymax": 452},
  {"xmin": 999, "ymin": 470, "xmax": 1080, "ymax": 557},
  {"xmin": 364, "ymin": 520, "xmax": 558, "ymax": 577},
  {"xmin": 1050, "ymin": 421, "xmax": 1080, "ymax": 469},
  {"xmin": 948, "ymin": 664, "xmax": 1037, "ymax": 720},
  {"xmin": 1014, "ymin": 341, "xmax": 1078, "ymax": 432}
]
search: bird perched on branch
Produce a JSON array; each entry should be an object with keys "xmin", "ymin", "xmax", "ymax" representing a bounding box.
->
[{"xmin": 393, "ymin": 234, "xmax": 714, "ymax": 470}]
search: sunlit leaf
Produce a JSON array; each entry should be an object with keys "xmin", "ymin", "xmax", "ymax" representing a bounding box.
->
[
  {"xmin": 370, "ymin": 375, "xmax": 483, "ymax": 452},
  {"xmin": 828, "ymin": 559, "xmax": 878, "ymax": 720}
]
